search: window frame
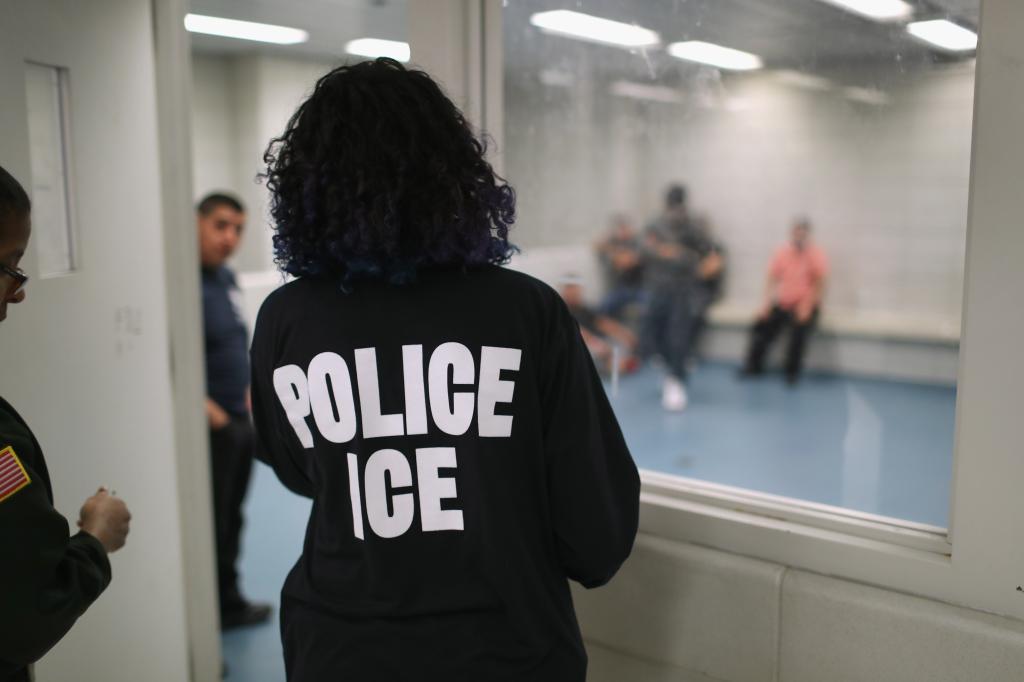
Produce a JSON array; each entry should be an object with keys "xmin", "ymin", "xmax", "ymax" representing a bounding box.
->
[{"xmin": 411, "ymin": 0, "xmax": 1024, "ymax": 622}]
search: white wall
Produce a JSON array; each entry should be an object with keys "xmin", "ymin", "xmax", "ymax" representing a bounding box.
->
[
  {"xmin": 575, "ymin": 534, "xmax": 1024, "ymax": 682},
  {"xmin": 190, "ymin": 52, "xmax": 340, "ymax": 271},
  {"xmin": 190, "ymin": 54, "xmax": 235, "ymax": 194},
  {"xmin": 505, "ymin": 62, "xmax": 974, "ymax": 331},
  {"xmin": 1, "ymin": 1, "xmax": 197, "ymax": 680}
]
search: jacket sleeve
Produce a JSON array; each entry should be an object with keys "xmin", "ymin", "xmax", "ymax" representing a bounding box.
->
[
  {"xmin": 541, "ymin": 298, "xmax": 641, "ymax": 589},
  {"xmin": 249, "ymin": 295, "xmax": 315, "ymax": 498},
  {"xmin": 0, "ymin": 455, "xmax": 111, "ymax": 667}
]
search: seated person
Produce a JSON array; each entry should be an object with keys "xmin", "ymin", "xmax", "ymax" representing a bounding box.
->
[
  {"xmin": 741, "ymin": 218, "xmax": 828, "ymax": 383},
  {"xmin": 594, "ymin": 214, "xmax": 645, "ymax": 321},
  {"xmin": 560, "ymin": 276, "xmax": 638, "ymax": 375}
]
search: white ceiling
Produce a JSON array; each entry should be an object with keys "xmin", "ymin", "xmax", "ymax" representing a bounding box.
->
[
  {"xmin": 187, "ymin": 0, "xmax": 406, "ymax": 60},
  {"xmin": 186, "ymin": 0, "xmax": 980, "ymax": 72}
]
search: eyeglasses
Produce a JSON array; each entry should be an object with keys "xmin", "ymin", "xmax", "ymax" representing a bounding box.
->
[{"xmin": 0, "ymin": 264, "xmax": 28, "ymax": 298}]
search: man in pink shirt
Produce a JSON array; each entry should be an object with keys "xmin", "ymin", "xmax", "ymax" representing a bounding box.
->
[{"xmin": 741, "ymin": 219, "xmax": 828, "ymax": 383}]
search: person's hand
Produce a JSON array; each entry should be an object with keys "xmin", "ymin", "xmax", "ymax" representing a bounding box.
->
[
  {"xmin": 795, "ymin": 304, "xmax": 814, "ymax": 324},
  {"xmin": 206, "ymin": 398, "xmax": 230, "ymax": 430},
  {"xmin": 757, "ymin": 303, "xmax": 773, "ymax": 321},
  {"xmin": 78, "ymin": 489, "xmax": 131, "ymax": 554},
  {"xmin": 699, "ymin": 252, "xmax": 723, "ymax": 279}
]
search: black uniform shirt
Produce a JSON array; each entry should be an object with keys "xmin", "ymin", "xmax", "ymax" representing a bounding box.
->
[
  {"xmin": 202, "ymin": 265, "xmax": 250, "ymax": 417},
  {"xmin": 250, "ymin": 265, "xmax": 640, "ymax": 681},
  {"xmin": 0, "ymin": 398, "xmax": 111, "ymax": 682}
]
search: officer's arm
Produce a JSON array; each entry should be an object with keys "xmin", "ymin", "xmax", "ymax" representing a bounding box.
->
[
  {"xmin": 542, "ymin": 300, "xmax": 641, "ymax": 589},
  {"xmin": 0, "ymin": 463, "xmax": 111, "ymax": 666},
  {"xmin": 249, "ymin": 298, "xmax": 315, "ymax": 498}
]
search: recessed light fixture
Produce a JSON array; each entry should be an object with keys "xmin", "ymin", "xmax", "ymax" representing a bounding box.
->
[
  {"xmin": 529, "ymin": 10, "xmax": 660, "ymax": 48},
  {"xmin": 609, "ymin": 80, "xmax": 683, "ymax": 104},
  {"xmin": 345, "ymin": 38, "xmax": 411, "ymax": 62},
  {"xmin": 667, "ymin": 41, "xmax": 763, "ymax": 71},
  {"xmin": 906, "ymin": 20, "xmax": 978, "ymax": 52},
  {"xmin": 183, "ymin": 13, "xmax": 309, "ymax": 45},
  {"xmin": 815, "ymin": 0, "xmax": 913, "ymax": 22}
]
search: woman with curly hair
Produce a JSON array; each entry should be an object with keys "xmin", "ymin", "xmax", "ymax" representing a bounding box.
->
[{"xmin": 250, "ymin": 58, "xmax": 639, "ymax": 681}]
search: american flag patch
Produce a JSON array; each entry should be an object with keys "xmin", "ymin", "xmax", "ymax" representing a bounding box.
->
[{"xmin": 0, "ymin": 446, "xmax": 31, "ymax": 503}]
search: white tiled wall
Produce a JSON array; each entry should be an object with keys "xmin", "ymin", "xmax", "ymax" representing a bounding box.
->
[
  {"xmin": 505, "ymin": 62, "xmax": 974, "ymax": 331},
  {"xmin": 572, "ymin": 535, "xmax": 783, "ymax": 682},
  {"xmin": 574, "ymin": 533, "xmax": 1024, "ymax": 682},
  {"xmin": 779, "ymin": 570, "xmax": 1024, "ymax": 682}
]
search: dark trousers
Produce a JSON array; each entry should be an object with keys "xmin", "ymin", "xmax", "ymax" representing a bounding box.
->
[
  {"xmin": 282, "ymin": 596, "xmax": 585, "ymax": 682},
  {"xmin": 640, "ymin": 285, "xmax": 705, "ymax": 380},
  {"xmin": 209, "ymin": 415, "xmax": 255, "ymax": 612},
  {"xmin": 598, "ymin": 285, "xmax": 646, "ymax": 320},
  {"xmin": 744, "ymin": 305, "xmax": 819, "ymax": 379}
]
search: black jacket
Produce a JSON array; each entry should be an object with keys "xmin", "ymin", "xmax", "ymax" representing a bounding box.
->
[
  {"xmin": 251, "ymin": 265, "xmax": 640, "ymax": 681},
  {"xmin": 0, "ymin": 398, "xmax": 111, "ymax": 682}
]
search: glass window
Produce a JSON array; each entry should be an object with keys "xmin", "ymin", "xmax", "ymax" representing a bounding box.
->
[{"xmin": 503, "ymin": 0, "xmax": 979, "ymax": 528}]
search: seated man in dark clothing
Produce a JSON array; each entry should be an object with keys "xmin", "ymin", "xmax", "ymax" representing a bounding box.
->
[
  {"xmin": 560, "ymin": 276, "xmax": 638, "ymax": 375},
  {"xmin": 595, "ymin": 214, "xmax": 646, "ymax": 321},
  {"xmin": 197, "ymin": 192, "xmax": 271, "ymax": 629}
]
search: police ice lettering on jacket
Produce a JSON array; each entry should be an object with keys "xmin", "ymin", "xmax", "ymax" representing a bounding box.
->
[{"xmin": 271, "ymin": 342, "xmax": 522, "ymax": 541}]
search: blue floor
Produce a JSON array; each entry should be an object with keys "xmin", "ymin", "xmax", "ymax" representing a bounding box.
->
[
  {"xmin": 221, "ymin": 464, "xmax": 310, "ymax": 681},
  {"xmin": 608, "ymin": 363, "xmax": 955, "ymax": 528},
  {"xmin": 222, "ymin": 362, "xmax": 956, "ymax": 678}
]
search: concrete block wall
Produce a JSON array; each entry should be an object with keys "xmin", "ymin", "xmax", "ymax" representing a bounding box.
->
[
  {"xmin": 505, "ymin": 60, "xmax": 974, "ymax": 328},
  {"xmin": 574, "ymin": 534, "xmax": 1024, "ymax": 682}
]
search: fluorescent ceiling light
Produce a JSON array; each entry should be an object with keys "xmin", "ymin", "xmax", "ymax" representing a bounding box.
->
[
  {"xmin": 815, "ymin": 0, "xmax": 913, "ymax": 21},
  {"xmin": 184, "ymin": 13, "xmax": 308, "ymax": 45},
  {"xmin": 907, "ymin": 20, "xmax": 978, "ymax": 52},
  {"xmin": 667, "ymin": 41, "xmax": 763, "ymax": 71},
  {"xmin": 529, "ymin": 10, "xmax": 659, "ymax": 48},
  {"xmin": 609, "ymin": 80, "xmax": 683, "ymax": 104},
  {"xmin": 773, "ymin": 70, "xmax": 833, "ymax": 91},
  {"xmin": 345, "ymin": 38, "xmax": 411, "ymax": 63}
]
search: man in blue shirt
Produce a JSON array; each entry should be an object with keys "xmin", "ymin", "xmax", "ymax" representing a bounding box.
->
[{"xmin": 198, "ymin": 193, "xmax": 271, "ymax": 629}]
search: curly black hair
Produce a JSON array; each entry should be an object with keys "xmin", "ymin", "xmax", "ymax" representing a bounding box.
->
[
  {"xmin": 0, "ymin": 165, "xmax": 31, "ymax": 225},
  {"xmin": 261, "ymin": 58, "xmax": 516, "ymax": 286}
]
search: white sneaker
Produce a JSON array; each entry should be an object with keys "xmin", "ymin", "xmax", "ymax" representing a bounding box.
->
[{"xmin": 662, "ymin": 376, "xmax": 688, "ymax": 412}]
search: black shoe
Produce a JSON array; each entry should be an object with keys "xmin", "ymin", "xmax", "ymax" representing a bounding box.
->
[{"xmin": 221, "ymin": 601, "xmax": 273, "ymax": 630}]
